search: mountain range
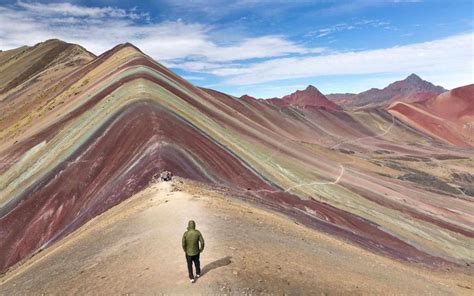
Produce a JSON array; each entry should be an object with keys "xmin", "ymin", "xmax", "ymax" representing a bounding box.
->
[
  {"xmin": 327, "ymin": 73, "xmax": 447, "ymax": 108},
  {"xmin": 0, "ymin": 40, "xmax": 473, "ymax": 293}
]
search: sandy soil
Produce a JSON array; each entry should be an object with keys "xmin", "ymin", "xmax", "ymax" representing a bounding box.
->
[{"xmin": 1, "ymin": 179, "xmax": 473, "ymax": 295}]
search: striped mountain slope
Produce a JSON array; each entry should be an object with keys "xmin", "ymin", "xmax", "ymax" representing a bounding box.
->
[{"xmin": 0, "ymin": 42, "xmax": 473, "ymax": 274}]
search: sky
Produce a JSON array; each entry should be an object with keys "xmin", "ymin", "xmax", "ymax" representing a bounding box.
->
[{"xmin": 0, "ymin": 0, "xmax": 473, "ymax": 98}]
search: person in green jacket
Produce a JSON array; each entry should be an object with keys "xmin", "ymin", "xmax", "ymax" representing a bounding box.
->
[{"xmin": 182, "ymin": 220, "xmax": 205, "ymax": 283}]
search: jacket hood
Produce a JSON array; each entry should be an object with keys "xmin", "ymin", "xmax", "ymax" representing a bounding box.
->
[{"xmin": 187, "ymin": 220, "xmax": 196, "ymax": 230}]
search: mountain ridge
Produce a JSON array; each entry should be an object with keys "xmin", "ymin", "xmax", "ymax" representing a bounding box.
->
[
  {"xmin": 328, "ymin": 74, "xmax": 447, "ymax": 109},
  {"xmin": 242, "ymin": 85, "xmax": 342, "ymax": 111},
  {"xmin": 1, "ymin": 39, "xmax": 473, "ymax": 278}
]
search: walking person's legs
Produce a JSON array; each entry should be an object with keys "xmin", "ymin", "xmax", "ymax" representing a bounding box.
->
[
  {"xmin": 186, "ymin": 255, "xmax": 194, "ymax": 280},
  {"xmin": 194, "ymin": 254, "xmax": 201, "ymax": 276}
]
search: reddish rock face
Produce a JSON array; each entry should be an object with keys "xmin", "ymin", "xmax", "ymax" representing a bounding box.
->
[
  {"xmin": 262, "ymin": 97, "xmax": 287, "ymax": 107},
  {"xmin": 393, "ymin": 91, "xmax": 439, "ymax": 104},
  {"xmin": 387, "ymin": 84, "xmax": 474, "ymax": 147},
  {"xmin": 261, "ymin": 85, "xmax": 342, "ymax": 111},
  {"xmin": 424, "ymin": 84, "xmax": 474, "ymax": 119}
]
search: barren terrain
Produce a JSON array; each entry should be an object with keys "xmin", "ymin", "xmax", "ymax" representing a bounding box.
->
[{"xmin": 1, "ymin": 179, "xmax": 472, "ymax": 295}]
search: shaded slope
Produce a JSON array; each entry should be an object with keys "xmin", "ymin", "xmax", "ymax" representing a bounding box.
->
[{"xmin": 1, "ymin": 42, "xmax": 473, "ymax": 276}]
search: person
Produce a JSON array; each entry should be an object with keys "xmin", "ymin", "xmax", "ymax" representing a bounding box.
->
[
  {"xmin": 160, "ymin": 170, "xmax": 172, "ymax": 181},
  {"xmin": 182, "ymin": 220, "xmax": 205, "ymax": 283}
]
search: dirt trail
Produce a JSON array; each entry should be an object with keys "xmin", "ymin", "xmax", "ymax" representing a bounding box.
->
[{"xmin": 1, "ymin": 179, "xmax": 473, "ymax": 295}]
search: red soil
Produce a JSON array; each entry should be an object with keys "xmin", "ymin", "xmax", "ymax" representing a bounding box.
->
[
  {"xmin": 387, "ymin": 84, "xmax": 474, "ymax": 147},
  {"xmin": 261, "ymin": 86, "xmax": 342, "ymax": 111}
]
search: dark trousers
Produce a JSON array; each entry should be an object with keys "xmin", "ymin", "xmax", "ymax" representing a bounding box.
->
[{"xmin": 186, "ymin": 254, "xmax": 201, "ymax": 279}]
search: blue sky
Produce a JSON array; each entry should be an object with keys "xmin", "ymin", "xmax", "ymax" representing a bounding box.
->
[{"xmin": 0, "ymin": 0, "xmax": 472, "ymax": 97}]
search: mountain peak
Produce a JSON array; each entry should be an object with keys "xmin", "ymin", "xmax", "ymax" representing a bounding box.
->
[
  {"xmin": 119, "ymin": 42, "xmax": 144, "ymax": 54},
  {"xmin": 388, "ymin": 73, "xmax": 446, "ymax": 93},
  {"xmin": 405, "ymin": 73, "xmax": 422, "ymax": 82},
  {"xmin": 302, "ymin": 84, "xmax": 323, "ymax": 94},
  {"xmin": 43, "ymin": 38, "xmax": 65, "ymax": 44},
  {"xmin": 280, "ymin": 85, "xmax": 341, "ymax": 111},
  {"xmin": 341, "ymin": 74, "xmax": 447, "ymax": 109}
]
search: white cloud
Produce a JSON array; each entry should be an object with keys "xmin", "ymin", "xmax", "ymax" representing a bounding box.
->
[
  {"xmin": 1, "ymin": 1, "xmax": 470, "ymax": 92},
  {"xmin": 307, "ymin": 19, "xmax": 392, "ymax": 38},
  {"xmin": 316, "ymin": 0, "xmax": 422, "ymax": 16},
  {"xmin": 218, "ymin": 33, "xmax": 474, "ymax": 88},
  {"xmin": 163, "ymin": 61, "xmax": 228, "ymax": 72},
  {"xmin": 16, "ymin": 1, "xmax": 148, "ymax": 19},
  {"xmin": 0, "ymin": 1, "xmax": 320, "ymax": 64}
]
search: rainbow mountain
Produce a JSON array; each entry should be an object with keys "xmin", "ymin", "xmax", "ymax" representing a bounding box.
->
[{"xmin": 0, "ymin": 39, "xmax": 473, "ymax": 274}]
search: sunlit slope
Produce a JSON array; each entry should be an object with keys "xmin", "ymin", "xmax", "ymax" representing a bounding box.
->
[
  {"xmin": 388, "ymin": 84, "xmax": 474, "ymax": 147},
  {"xmin": 0, "ymin": 39, "xmax": 95, "ymax": 143},
  {"xmin": 0, "ymin": 43, "xmax": 473, "ymax": 274}
]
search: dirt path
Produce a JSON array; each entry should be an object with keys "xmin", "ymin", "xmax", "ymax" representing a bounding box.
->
[{"xmin": 1, "ymin": 179, "xmax": 473, "ymax": 295}]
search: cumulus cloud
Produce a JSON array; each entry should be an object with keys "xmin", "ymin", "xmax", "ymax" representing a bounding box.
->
[{"xmin": 0, "ymin": 1, "xmax": 320, "ymax": 63}]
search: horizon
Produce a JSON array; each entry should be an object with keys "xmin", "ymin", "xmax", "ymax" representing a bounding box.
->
[{"xmin": 0, "ymin": 0, "xmax": 473, "ymax": 97}]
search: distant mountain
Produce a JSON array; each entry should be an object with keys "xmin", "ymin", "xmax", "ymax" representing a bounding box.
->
[
  {"xmin": 333, "ymin": 74, "xmax": 446, "ymax": 109},
  {"xmin": 326, "ymin": 93, "xmax": 356, "ymax": 105},
  {"xmin": 387, "ymin": 84, "xmax": 474, "ymax": 147},
  {"xmin": 256, "ymin": 85, "xmax": 342, "ymax": 111}
]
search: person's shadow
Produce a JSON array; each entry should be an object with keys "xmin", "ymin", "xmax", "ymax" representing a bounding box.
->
[{"xmin": 199, "ymin": 256, "xmax": 232, "ymax": 278}]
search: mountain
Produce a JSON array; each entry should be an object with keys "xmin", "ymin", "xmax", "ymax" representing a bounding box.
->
[
  {"xmin": 335, "ymin": 74, "xmax": 446, "ymax": 109},
  {"xmin": 282, "ymin": 85, "xmax": 342, "ymax": 110},
  {"xmin": 388, "ymin": 84, "xmax": 474, "ymax": 147},
  {"xmin": 0, "ymin": 39, "xmax": 94, "ymax": 94},
  {"xmin": 0, "ymin": 39, "xmax": 473, "ymax": 285},
  {"xmin": 326, "ymin": 93, "xmax": 356, "ymax": 105},
  {"xmin": 0, "ymin": 39, "xmax": 95, "ymax": 137},
  {"xmin": 258, "ymin": 85, "xmax": 342, "ymax": 111}
]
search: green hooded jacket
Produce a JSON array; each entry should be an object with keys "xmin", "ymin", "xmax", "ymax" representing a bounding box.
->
[{"xmin": 182, "ymin": 220, "xmax": 205, "ymax": 256}]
